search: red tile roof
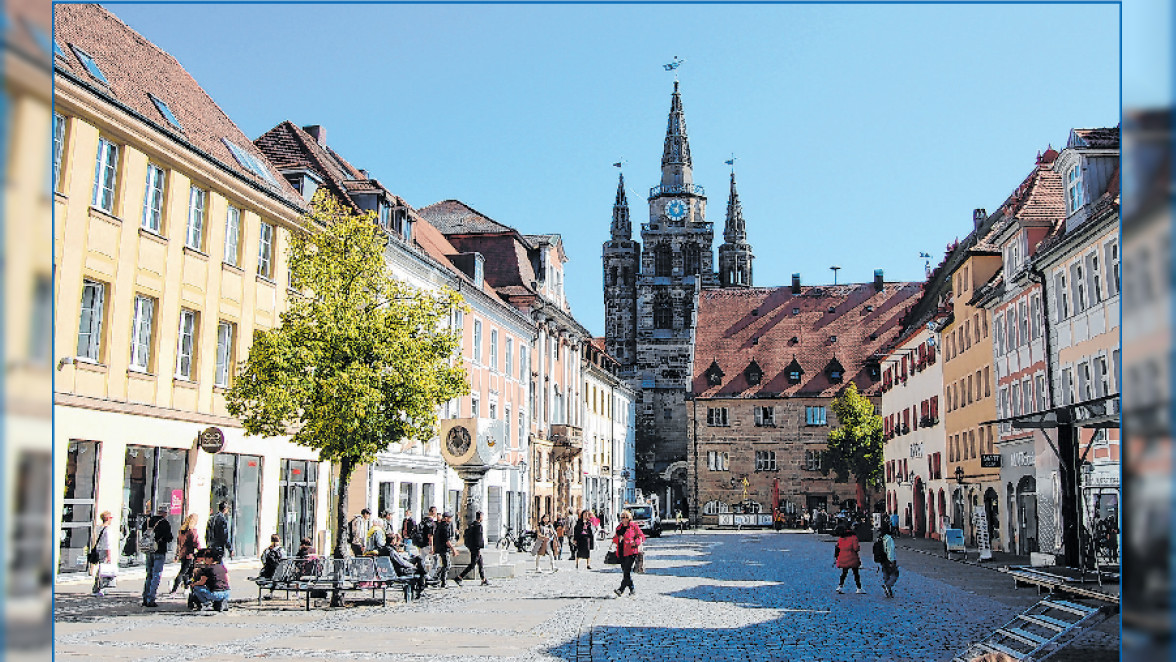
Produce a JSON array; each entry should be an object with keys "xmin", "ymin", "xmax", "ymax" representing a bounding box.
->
[
  {"xmin": 692, "ymin": 283, "xmax": 922, "ymax": 399},
  {"xmin": 1070, "ymin": 127, "xmax": 1120, "ymax": 150},
  {"xmin": 418, "ymin": 200, "xmax": 518, "ymax": 236},
  {"xmin": 54, "ymin": 4, "xmax": 303, "ymax": 208},
  {"xmin": 255, "ymin": 120, "xmax": 362, "ymax": 212}
]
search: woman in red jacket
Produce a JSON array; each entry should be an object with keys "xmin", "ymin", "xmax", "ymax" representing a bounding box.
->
[
  {"xmin": 611, "ymin": 510, "xmax": 646, "ymax": 597},
  {"xmin": 833, "ymin": 525, "xmax": 864, "ymax": 594}
]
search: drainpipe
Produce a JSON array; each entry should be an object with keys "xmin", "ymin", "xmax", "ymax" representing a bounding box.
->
[{"xmin": 1027, "ymin": 267, "xmax": 1056, "ymax": 408}]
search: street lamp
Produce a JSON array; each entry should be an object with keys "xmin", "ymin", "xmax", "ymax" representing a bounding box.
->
[{"xmin": 954, "ymin": 466, "xmax": 965, "ymax": 485}]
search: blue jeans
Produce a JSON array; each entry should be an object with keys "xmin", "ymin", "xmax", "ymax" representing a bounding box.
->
[
  {"xmin": 191, "ymin": 586, "xmax": 231, "ymax": 605},
  {"xmin": 142, "ymin": 553, "xmax": 165, "ymax": 602},
  {"xmin": 882, "ymin": 562, "xmax": 900, "ymax": 589}
]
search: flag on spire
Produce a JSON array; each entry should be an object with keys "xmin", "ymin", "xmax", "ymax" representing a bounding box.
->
[{"xmin": 663, "ymin": 56, "xmax": 685, "ymax": 71}]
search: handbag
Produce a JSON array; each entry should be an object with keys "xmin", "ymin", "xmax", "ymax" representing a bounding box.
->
[
  {"xmin": 97, "ymin": 562, "xmax": 118, "ymax": 578},
  {"xmin": 88, "ymin": 525, "xmax": 107, "ymax": 565},
  {"xmin": 635, "ymin": 551, "xmax": 645, "ymax": 573},
  {"xmin": 603, "ymin": 549, "xmax": 620, "ymax": 565},
  {"xmin": 138, "ymin": 520, "xmax": 159, "ymax": 554}
]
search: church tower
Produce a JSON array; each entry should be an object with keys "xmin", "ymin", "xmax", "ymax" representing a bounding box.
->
[
  {"xmin": 718, "ymin": 171, "xmax": 754, "ymax": 287},
  {"xmin": 603, "ymin": 173, "xmax": 639, "ymax": 369}
]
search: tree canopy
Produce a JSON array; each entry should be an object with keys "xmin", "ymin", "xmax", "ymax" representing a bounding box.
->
[
  {"xmin": 823, "ymin": 382, "xmax": 884, "ymax": 509},
  {"xmin": 226, "ymin": 191, "xmax": 468, "ymax": 556}
]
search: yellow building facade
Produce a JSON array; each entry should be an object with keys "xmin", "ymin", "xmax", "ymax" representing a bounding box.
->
[{"xmin": 53, "ymin": 4, "xmax": 329, "ymax": 578}]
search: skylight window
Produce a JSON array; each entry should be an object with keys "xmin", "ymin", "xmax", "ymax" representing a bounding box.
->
[
  {"xmin": 149, "ymin": 94, "xmax": 183, "ymax": 131},
  {"xmin": 69, "ymin": 44, "xmax": 108, "ymax": 85},
  {"xmin": 223, "ymin": 139, "xmax": 281, "ymax": 188}
]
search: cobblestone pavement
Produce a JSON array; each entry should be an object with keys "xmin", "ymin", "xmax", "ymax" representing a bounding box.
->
[{"xmin": 54, "ymin": 531, "xmax": 1119, "ymax": 661}]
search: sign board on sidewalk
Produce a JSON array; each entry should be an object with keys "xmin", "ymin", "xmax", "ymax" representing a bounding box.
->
[{"xmin": 944, "ymin": 528, "xmax": 965, "ymax": 553}]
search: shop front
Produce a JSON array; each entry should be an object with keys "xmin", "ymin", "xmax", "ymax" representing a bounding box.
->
[{"xmin": 1001, "ymin": 438, "xmax": 1037, "ymax": 555}]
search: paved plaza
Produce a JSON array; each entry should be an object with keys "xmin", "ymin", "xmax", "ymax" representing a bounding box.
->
[{"xmin": 54, "ymin": 530, "xmax": 1118, "ymax": 661}]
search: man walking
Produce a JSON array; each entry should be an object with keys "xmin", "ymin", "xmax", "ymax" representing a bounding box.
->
[
  {"xmin": 875, "ymin": 521, "xmax": 900, "ymax": 598},
  {"xmin": 433, "ymin": 512, "xmax": 458, "ymax": 587},
  {"xmin": 141, "ymin": 506, "xmax": 173, "ymax": 607},
  {"xmin": 206, "ymin": 501, "xmax": 233, "ymax": 560},
  {"xmin": 455, "ymin": 511, "xmax": 488, "ymax": 586}
]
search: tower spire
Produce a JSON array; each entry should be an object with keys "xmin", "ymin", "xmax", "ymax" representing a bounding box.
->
[
  {"xmin": 611, "ymin": 172, "xmax": 631, "ymax": 241},
  {"xmin": 660, "ymin": 81, "xmax": 693, "ymax": 190},
  {"xmin": 724, "ymin": 171, "xmax": 746, "ymax": 243}
]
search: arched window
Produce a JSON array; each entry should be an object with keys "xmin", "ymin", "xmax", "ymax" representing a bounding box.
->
[
  {"xmin": 654, "ymin": 295, "xmax": 673, "ymax": 329},
  {"xmin": 683, "ymin": 243, "xmax": 701, "ymax": 275},
  {"xmin": 654, "ymin": 243, "xmax": 673, "ymax": 277}
]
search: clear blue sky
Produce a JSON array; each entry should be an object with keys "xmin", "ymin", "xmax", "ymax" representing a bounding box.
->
[{"xmin": 107, "ymin": 2, "xmax": 1120, "ymax": 337}]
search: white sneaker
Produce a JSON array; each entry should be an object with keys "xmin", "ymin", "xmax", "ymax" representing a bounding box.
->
[
  {"xmin": 836, "ymin": 586, "xmax": 844, "ymax": 594},
  {"xmin": 855, "ymin": 587, "xmax": 866, "ymax": 594}
]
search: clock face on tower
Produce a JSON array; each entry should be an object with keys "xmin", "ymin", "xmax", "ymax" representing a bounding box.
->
[
  {"xmin": 664, "ymin": 199, "xmax": 688, "ymax": 221},
  {"xmin": 445, "ymin": 426, "xmax": 472, "ymax": 457}
]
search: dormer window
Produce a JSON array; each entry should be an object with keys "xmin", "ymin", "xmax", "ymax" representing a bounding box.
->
[
  {"xmin": 149, "ymin": 94, "xmax": 183, "ymax": 131},
  {"xmin": 829, "ymin": 335, "xmax": 837, "ymax": 343},
  {"xmin": 825, "ymin": 357, "xmax": 845, "ymax": 383},
  {"xmin": 867, "ymin": 362, "xmax": 881, "ymax": 381},
  {"xmin": 282, "ymin": 169, "xmax": 322, "ymax": 202},
  {"xmin": 1066, "ymin": 164, "xmax": 1083, "ymax": 213},
  {"xmin": 705, "ymin": 360, "xmax": 725, "ymax": 386},
  {"xmin": 865, "ymin": 305, "xmax": 874, "ymax": 313},
  {"xmin": 793, "ymin": 307, "xmax": 800, "ymax": 315},
  {"xmin": 745, "ymin": 360, "xmax": 763, "ymax": 386},
  {"xmin": 785, "ymin": 357, "xmax": 804, "ymax": 385},
  {"xmin": 473, "ymin": 253, "xmax": 485, "ymax": 288},
  {"xmin": 378, "ymin": 202, "xmax": 392, "ymax": 230}
]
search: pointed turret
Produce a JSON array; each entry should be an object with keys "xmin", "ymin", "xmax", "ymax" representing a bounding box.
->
[
  {"xmin": 660, "ymin": 81, "xmax": 694, "ymax": 190},
  {"xmin": 611, "ymin": 172, "xmax": 631, "ymax": 241},
  {"xmin": 724, "ymin": 172, "xmax": 746, "ymax": 243}
]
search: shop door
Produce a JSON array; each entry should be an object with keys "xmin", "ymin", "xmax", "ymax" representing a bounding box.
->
[
  {"xmin": 278, "ymin": 460, "xmax": 317, "ymax": 553},
  {"xmin": 378, "ymin": 482, "xmax": 395, "ymax": 518},
  {"xmin": 120, "ymin": 446, "xmax": 187, "ymax": 567},
  {"xmin": 1017, "ymin": 476, "xmax": 1039, "ymax": 554},
  {"xmin": 59, "ymin": 440, "xmax": 101, "ymax": 574},
  {"xmin": 398, "ymin": 483, "xmax": 414, "ymax": 525},
  {"xmin": 486, "ymin": 486, "xmax": 502, "ymax": 542},
  {"xmin": 211, "ymin": 453, "xmax": 263, "ymax": 558}
]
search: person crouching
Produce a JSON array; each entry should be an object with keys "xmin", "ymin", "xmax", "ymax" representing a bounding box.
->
[{"xmin": 188, "ymin": 548, "xmax": 231, "ymax": 611}]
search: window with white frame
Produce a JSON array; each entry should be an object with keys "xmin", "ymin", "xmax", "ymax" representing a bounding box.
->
[
  {"xmin": 1018, "ymin": 301, "xmax": 1029, "ymax": 346},
  {"xmin": 1061, "ymin": 367, "xmax": 1074, "ymax": 406},
  {"xmin": 1021, "ymin": 377, "xmax": 1032, "ymax": 414},
  {"xmin": 215, "ymin": 320, "xmax": 235, "ymax": 387},
  {"xmin": 129, "ymin": 294, "xmax": 155, "ymax": 371},
  {"xmin": 518, "ymin": 412, "xmax": 526, "ymax": 448},
  {"xmin": 53, "ymin": 113, "xmax": 66, "ymax": 193},
  {"xmin": 1011, "ymin": 382, "xmax": 1022, "ymax": 417},
  {"xmin": 805, "ymin": 406, "xmax": 827, "ymax": 426},
  {"xmin": 1105, "ymin": 240, "xmax": 1120, "ymax": 297},
  {"xmin": 76, "ymin": 279, "xmax": 105, "ymax": 361},
  {"xmin": 1089, "ymin": 252, "xmax": 1103, "ymax": 304},
  {"xmin": 706, "ymin": 450, "xmax": 730, "ymax": 471},
  {"xmin": 471, "ymin": 394, "xmax": 480, "ymax": 418},
  {"xmin": 1066, "ymin": 164, "xmax": 1083, "ymax": 213},
  {"xmin": 754, "ymin": 406, "xmax": 775, "ymax": 427},
  {"xmin": 473, "ymin": 321, "xmax": 483, "ymax": 363},
  {"xmin": 1056, "ymin": 271, "xmax": 1069, "ymax": 319},
  {"xmin": 92, "ymin": 137, "xmax": 119, "ymax": 212},
  {"xmin": 993, "ymin": 313, "xmax": 1005, "ymax": 356},
  {"xmin": 1035, "ymin": 373, "xmax": 1048, "ymax": 411},
  {"xmin": 1094, "ymin": 355, "xmax": 1110, "ymax": 397},
  {"xmin": 1030, "ymin": 294, "xmax": 1043, "ymax": 340},
  {"xmin": 706, "ymin": 407, "xmax": 729, "ymax": 426},
  {"xmin": 519, "ymin": 345, "xmax": 528, "ymax": 380},
  {"xmin": 142, "ymin": 164, "xmax": 166, "ymax": 232},
  {"xmin": 224, "ymin": 206, "xmax": 241, "ymax": 266},
  {"xmin": 489, "ymin": 395, "xmax": 498, "ymax": 420},
  {"xmin": 755, "ymin": 450, "xmax": 777, "ymax": 472},
  {"xmin": 257, "ymin": 221, "xmax": 274, "ymax": 278},
  {"xmin": 504, "ymin": 406, "xmax": 512, "ymax": 446},
  {"xmin": 1079, "ymin": 361, "xmax": 1094, "ymax": 401},
  {"xmin": 490, "ymin": 329, "xmax": 499, "ymax": 371},
  {"xmin": 185, "ymin": 186, "xmax": 206, "ymax": 250},
  {"xmin": 805, "ymin": 449, "xmax": 823, "ymax": 471},
  {"xmin": 1074, "ymin": 262, "xmax": 1087, "ymax": 312},
  {"xmin": 175, "ymin": 309, "xmax": 198, "ymax": 379},
  {"xmin": 505, "ymin": 338, "xmax": 513, "ymax": 376}
]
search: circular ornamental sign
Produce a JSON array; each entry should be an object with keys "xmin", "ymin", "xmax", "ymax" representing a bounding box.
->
[{"xmin": 199, "ymin": 427, "xmax": 225, "ymax": 453}]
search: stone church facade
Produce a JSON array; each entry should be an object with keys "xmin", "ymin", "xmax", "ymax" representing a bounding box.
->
[{"xmin": 603, "ymin": 82, "xmax": 754, "ymax": 514}]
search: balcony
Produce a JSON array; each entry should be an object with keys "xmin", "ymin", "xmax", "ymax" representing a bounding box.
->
[{"xmin": 549, "ymin": 424, "xmax": 583, "ymax": 459}]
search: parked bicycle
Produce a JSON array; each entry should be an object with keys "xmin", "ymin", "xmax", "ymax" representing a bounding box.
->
[{"xmin": 497, "ymin": 526, "xmax": 537, "ymax": 553}]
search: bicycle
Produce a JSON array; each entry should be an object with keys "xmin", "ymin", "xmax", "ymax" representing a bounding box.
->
[{"xmin": 498, "ymin": 526, "xmax": 537, "ymax": 553}]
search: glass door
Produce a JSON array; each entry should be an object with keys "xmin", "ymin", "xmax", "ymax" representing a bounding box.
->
[
  {"xmin": 120, "ymin": 446, "xmax": 188, "ymax": 567},
  {"xmin": 59, "ymin": 441, "xmax": 100, "ymax": 573},
  {"xmin": 278, "ymin": 460, "xmax": 317, "ymax": 553}
]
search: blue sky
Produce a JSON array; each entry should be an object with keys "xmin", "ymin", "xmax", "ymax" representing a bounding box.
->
[{"xmin": 106, "ymin": 2, "xmax": 1120, "ymax": 337}]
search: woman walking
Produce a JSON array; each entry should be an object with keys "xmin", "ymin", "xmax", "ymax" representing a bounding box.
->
[
  {"xmin": 90, "ymin": 511, "xmax": 115, "ymax": 596},
  {"xmin": 834, "ymin": 525, "xmax": 864, "ymax": 594},
  {"xmin": 573, "ymin": 510, "xmax": 595, "ymax": 569},
  {"xmin": 534, "ymin": 515, "xmax": 557, "ymax": 573},
  {"xmin": 611, "ymin": 510, "xmax": 645, "ymax": 597},
  {"xmin": 170, "ymin": 513, "xmax": 201, "ymax": 594}
]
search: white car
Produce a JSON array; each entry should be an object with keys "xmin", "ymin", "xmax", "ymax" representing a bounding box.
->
[{"xmin": 624, "ymin": 504, "xmax": 662, "ymax": 537}]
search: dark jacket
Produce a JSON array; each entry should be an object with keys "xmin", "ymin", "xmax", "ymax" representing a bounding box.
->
[
  {"xmin": 261, "ymin": 545, "xmax": 286, "ymax": 578},
  {"xmin": 206, "ymin": 511, "xmax": 232, "ymax": 553},
  {"xmin": 176, "ymin": 527, "xmax": 200, "ymax": 560},
  {"xmin": 143, "ymin": 515, "xmax": 173, "ymax": 555},
  {"xmin": 464, "ymin": 521, "xmax": 485, "ymax": 551},
  {"xmin": 432, "ymin": 520, "xmax": 454, "ymax": 553},
  {"xmin": 573, "ymin": 520, "xmax": 595, "ymax": 549}
]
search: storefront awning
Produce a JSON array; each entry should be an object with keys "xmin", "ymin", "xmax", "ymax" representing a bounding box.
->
[{"xmin": 980, "ymin": 394, "xmax": 1120, "ymax": 430}]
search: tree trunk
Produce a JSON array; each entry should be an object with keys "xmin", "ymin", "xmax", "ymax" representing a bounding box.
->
[{"xmin": 331, "ymin": 456, "xmax": 355, "ymax": 608}]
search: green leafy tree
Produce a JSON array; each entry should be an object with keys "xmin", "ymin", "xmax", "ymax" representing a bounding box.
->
[
  {"xmin": 823, "ymin": 382, "xmax": 884, "ymax": 511},
  {"xmin": 226, "ymin": 191, "xmax": 468, "ymax": 559}
]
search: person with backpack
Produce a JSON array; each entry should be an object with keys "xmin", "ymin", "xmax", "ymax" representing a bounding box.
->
[
  {"xmin": 89, "ymin": 510, "xmax": 115, "ymax": 596},
  {"xmin": 140, "ymin": 506, "xmax": 173, "ymax": 607},
  {"xmin": 875, "ymin": 521, "xmax": 899, "ymax": 598},
  {"xmin": 455, "ymin": 511, "xmax": 488, "ymax": 586},
  {"xmin": 833, "ymin": 524, "xmax": 864, "ymax": 594},
  {"xmin": 258, "ymin": 534, "xmax": 286, "ymax": 598},
  {"xmin": 206, "ymin": 501, "xmax": 233, "ymax": 560}
]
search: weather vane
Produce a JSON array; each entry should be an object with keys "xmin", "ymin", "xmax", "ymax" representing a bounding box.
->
[
  {"xmin": 663, "ymin": 56, "xmax": 685, "ymax": 81},
  {"xmin": 725, "ymin": 154, "xmax": 737, "ymax": 172},
  {"xmin": 919, "ymin": 252, "xmax": 932, "ymax": 277}
]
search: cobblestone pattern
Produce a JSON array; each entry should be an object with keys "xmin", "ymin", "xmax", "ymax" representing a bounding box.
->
[{"xmin": 54, "ymin": 532, "xmax": 1118, "ymax": 661}]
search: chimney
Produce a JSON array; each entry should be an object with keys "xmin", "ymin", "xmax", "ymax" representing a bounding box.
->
[
  {"xmin": 973, "ymin": 208, "xmax": 986, "ymax": 229},
  {"xmin": 303, "ymin": 125, "xmax": 326, "ymax": 146},
  {"xmin": 874, "ymin": 269, "xmax": 884, "ymax": 291},
  {"xmin": 358, "ymin": 169, "xmax": 369, "ymax": 179},
  {"xmin": 791, "ymin": 273, "xmax": 801, "ymax": 294}
]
